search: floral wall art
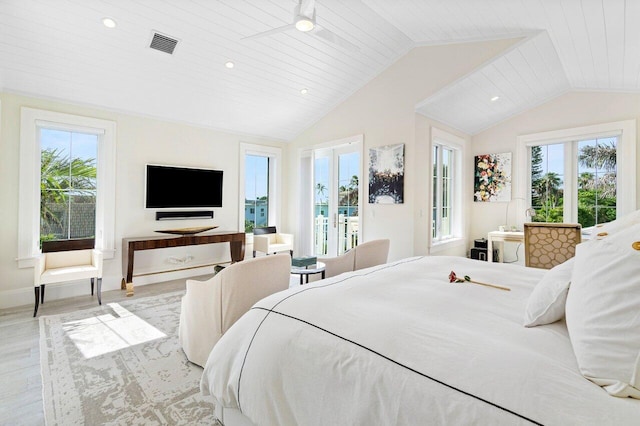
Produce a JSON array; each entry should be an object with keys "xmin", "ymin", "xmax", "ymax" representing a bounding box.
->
[
  {"xmin": 474, "ymin": 152, "xmax": 512, "ymax": 202},
  {"xmin": 368, "ymin": 143, "xmax": 404, "ymax": 204}
]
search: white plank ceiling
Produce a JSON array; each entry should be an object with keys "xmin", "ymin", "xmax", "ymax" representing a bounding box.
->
[
  {"xmin": 0, "ymin": 0, "xmax": 639, "ymax": 139},
  {"xmin": 415, "ymin": 31, "xmax": 570, "ymax": 134},
  {"xmin": 365, "ymin": 0, "xmax": 640, "ymax": 134}
]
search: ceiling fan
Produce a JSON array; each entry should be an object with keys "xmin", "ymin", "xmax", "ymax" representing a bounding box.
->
[{"xmin": 243, "ymin": 0, "xmax": 359, "ymax": 52}]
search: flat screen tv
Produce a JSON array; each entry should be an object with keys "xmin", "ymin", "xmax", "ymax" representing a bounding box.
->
[{"xmin": 145, "ymin": 164, "xmax": 223, "ymax": 208}]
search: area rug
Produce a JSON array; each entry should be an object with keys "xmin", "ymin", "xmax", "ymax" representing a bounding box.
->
[{"xmin": 39, "ymin": 291, "xmax": 220, "ymax": 425}]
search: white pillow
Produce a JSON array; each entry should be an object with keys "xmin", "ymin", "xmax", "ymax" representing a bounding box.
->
[
  {"xmin": 523, "ymin": 258, "xmax": 574, "ymax": 327},
  {"xmin": 565, "ymin": 226, "xmax": 640, "ymax": 399},
  {"xmin": 591, "ymin": 208, "xmax": 640, "ymax": 236}
]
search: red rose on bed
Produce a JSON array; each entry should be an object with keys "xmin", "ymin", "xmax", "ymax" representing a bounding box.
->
[
  {"xmin": 448, "ymin": 270, "xmax": 510, "ymax": 291},
  {"xmin": 449, "ymin": 271, "xmax": 464, "ymax": 283}
]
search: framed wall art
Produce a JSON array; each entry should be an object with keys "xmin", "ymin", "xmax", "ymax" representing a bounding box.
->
[
  {"xmin": 368, "ymin": 143, "xmax": 404, "ymax": 204},
  {"xmin": 474, "ymin": 152, "xmax": 512, "ymax": 202}
]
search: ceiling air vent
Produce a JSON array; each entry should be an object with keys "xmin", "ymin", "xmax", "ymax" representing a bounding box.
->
[{"xmin": 149, "ymin": 32, "xmax": 178, "ymax": 55}]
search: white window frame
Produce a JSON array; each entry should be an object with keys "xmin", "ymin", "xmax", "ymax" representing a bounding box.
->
[
  {"xmin": 310, "ymin": 135, "xmax": 363, "ymax": 257},
  {"xmin": 430, "ymin": 127, "xmax": 465, "ymax": 251},
  {"xmin": 18, "ymin": 107, "xmax": 117, "ymax": 268},
  {"xmin": 238, "ymin": 143, "xmax": 282, "ymax": 239},
  {"xmin": 517, "ymin": 120, "xmax": 636, "ymax": 227}
]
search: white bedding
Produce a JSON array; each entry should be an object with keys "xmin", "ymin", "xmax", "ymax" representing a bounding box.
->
[{"xmin": 201, "ymin": 256, "xmax": 640, "ymax": 425}]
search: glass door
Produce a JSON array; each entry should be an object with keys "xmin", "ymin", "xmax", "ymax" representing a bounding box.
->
[{"xmin": 313, "ymin": 144, "xmax": 361, "ymax": 256}]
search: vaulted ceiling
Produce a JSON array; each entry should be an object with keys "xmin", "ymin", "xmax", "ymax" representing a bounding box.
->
[{"xmin": 1, "ymin": 1, "xmax": 638, "ymax": 140}]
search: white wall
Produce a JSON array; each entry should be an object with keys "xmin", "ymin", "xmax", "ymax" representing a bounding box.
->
[
  {"xmin": 285, "ymin": 38, "xmax": 518, "ymax": 261},
  {"xmin": 6, "ymin": 42, "xmax": 627, "ymax": 309},
  {"xmin": 0, "ymin": 92, "xmax": 285, "ymax": 308},
  {"xmin": 470, "ymin": 91, "xmax": 640, "ymax": 260}
]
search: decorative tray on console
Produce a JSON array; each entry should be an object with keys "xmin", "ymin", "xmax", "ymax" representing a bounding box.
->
[{"xmin": 155, "ymin": 226, "xmax": 219, "ymax": 236}]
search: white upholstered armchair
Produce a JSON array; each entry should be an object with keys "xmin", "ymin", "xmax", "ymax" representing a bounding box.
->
[
  {"xmin": 179, "ymin": 254, "xmax": 291, "ymax": 367},
  {"xmin": 323, "ymin": 239, "xmax": 390, "ymax": 279},
  {"xmin": 34, "ymin": 239, "xmax": 103, "ymax": 317},
  {"xmin": 252, "ymin": 226, "xmax": 294, "ymax": 257}
]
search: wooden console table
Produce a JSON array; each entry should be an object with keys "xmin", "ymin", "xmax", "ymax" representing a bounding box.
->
[{"xmin": 121, "ymin": 231, "xmax": 245, "ymax": 292}]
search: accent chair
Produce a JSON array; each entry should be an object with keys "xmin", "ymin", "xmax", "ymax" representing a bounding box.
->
[
  {"xmin": 179, "ymin": 253, "xmax": 291, "ymax": 367},
  {"xmin": 252, "ymin": 226, "xmax": 294, "ymax": 257},
  {"xmin": 34, "ymin": 238, "xmax": 103, "ymax": 317},
  {"xmin": 323, "ymin": 239, "xmax": 390, "ymax": 279}
]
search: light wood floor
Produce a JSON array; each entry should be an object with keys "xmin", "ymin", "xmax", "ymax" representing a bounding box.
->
[{"xmin": 0, "ymin": 278, "xmax": 194, "ymax": 426}]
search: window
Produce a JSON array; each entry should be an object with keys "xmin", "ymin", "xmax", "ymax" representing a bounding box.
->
[
  {"xmin": 238, "ymin": 143, "xmax": 282, "ymax": 234},
  {"xmin": 518, "ymin": 120, "xmax": 636, "ymax": 231},
  {"xmin": 313, "ymin": 140, "xmax": 361, "ymax": 256},
  {"xmin": 530, "ymin": 138, "xmax": 618, "ymax": 227},
  {"xmin": 244, "ymin": 154, "xmax": 270, "ymax": 232},
  {"xmin": 18, "ymin": 108, "xmax": 117, "ymax": 267},
  {"xmin": 40, "ymin": 129, "xmax": 98, "ymax": 242},
  {"xmin": 430, "ymin": 128, "xmax": 464, "ymax": 248},
  {"xmin": 432, "ymin": 144, "xmax": 454, "ymax": 240}
]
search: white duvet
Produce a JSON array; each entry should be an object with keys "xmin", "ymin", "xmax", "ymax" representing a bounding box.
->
[{"xmin": 201, "ymin": 256, "xmax": 640, "ymax": 425}]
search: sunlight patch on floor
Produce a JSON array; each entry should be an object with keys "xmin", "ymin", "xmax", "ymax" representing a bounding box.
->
[{"xmin": 62, "ymin": 302, "xmax": 166, "ymax": 359}]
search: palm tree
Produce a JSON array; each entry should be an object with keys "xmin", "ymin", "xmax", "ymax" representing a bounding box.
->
[
  {"xmin": 535, "ymin": 172, "xmax": 562, "ymax": 207},
  {"xmin": 345, "ymin": 175, "xmax": 359, "ymax": 206},
  {"xmin": 578, "ymin": 142, "xmax": 616, "ymax": 171},
  {"xmin": 40, "ymin": 148, "xmax": 96, "ymax": 239},
  {"xmin": 338, "ymin": 185, "xmax": 349, "ymax": 206},
  {"xmin": 349, "ymin": 175, "xmax": 358, "ymax": 189},
  {"xmin": 578, "ymin": 172, "xmax": 594, "ymax": 190},
  {"xmin": 597, "ymin": 173, "xmax": 617, "ymax": 198},
  {"xmin": 579, "ymin": 142, "xmax": 617, "ymax": 198},
  {"xmin": 577, "ymin": 142, "xmax": 617, "ymax": 218},
  {"xmin": 315, "ymin": 182, "xmax": 327, "ymax": 203},
  {"xmin": 531, "ymin": 171, "xmax": 564, "ymax": 222}
]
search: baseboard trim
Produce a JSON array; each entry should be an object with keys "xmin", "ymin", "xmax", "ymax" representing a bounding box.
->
[
  {"xmin": 0, "ymin": 281, "xmax": 102, "ymax": 310},
  {"xmin": 0, "ymin": 265, "xmax": 221, "ymax": 310},
  {"xmin": 0, "ymin": 287, "xmax": 34, "ymax": 310}
]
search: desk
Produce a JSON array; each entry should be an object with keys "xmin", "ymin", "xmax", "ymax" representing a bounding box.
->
[
  {"xmin": 487, "ymin": 230, "xmax": 524, "ymax": 262},
  {"xmin": 121, "ymin": 231, "xmax": 245, "ymax": 293}
]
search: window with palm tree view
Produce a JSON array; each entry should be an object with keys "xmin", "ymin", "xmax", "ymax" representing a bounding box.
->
[
  {"xmin": 530, "ymin": 137, "xmax": 617, "ymax": 228},
  {"xmin": 40, "ymin": 128, "xmax": 98, "ymax": 243},
  {"xmin": 314, "ymin": 150, "xmax": 359, "ymax": 256}
]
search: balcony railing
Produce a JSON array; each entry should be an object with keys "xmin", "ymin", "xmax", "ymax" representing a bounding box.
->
[{"xmin": 314, "ymin": 214, "xmax": 359, "ymax": 255}]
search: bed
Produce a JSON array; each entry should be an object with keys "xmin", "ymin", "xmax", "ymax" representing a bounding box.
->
[{"xmin": 200, "ymin": 255, "xmax": 640, "ymax": 425}]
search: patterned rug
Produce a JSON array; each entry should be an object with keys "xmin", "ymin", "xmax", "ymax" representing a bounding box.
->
[{"xmin": 39, "ymin": 291, "xmax": 220, "ymax": 425}]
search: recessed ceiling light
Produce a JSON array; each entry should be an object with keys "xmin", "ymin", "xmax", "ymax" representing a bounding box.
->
[
  {"xmin": 295, "ymin": 17, "xmax": 315, "ymax": 32},
  {"xmin": 225, "ymin": 61, "xmax": 235, "ymax": 69},
  {"xmin": 300, "ymin": 88, "xmax": 308, "ymax": 95},
  {"xmin": 102, "ymin": 17, "xmax": 117, "ymax": 28},
  {"xmin": 490, "ymin": 96, "xmax": 500, "ymax": 102}
]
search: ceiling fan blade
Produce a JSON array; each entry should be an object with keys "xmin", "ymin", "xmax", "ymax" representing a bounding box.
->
[
  {"xmin": 299, "ymin": 0, "xmax": 316, "ymax": 18},
  {"xmin": 313, "ymin": 26, "xmax": 359, "ymax": 52},
  {"xmin": 242, "ymin": 23, "xmax": 295, "ymax": 40}
]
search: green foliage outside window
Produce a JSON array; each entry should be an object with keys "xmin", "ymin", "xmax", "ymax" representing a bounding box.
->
[
  {"xmin": 531, "ymin": 142, "xmax": 617, "ymax": 228},
  {"xmin": 40, "ymin": 147, "xmax": 97, "ymax": 243}
]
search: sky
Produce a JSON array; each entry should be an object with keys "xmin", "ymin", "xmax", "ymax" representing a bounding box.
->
[
  {"xmin": 314, "ymin": 151, "xmax": 359, "ymax": 203},
  {"xmin": 245, "ymin": 154, "xmax": 269, "ymax": 200},
  {"xmin": 244, "ymin": 150, "xmax": 359, "ymax": 202},
  {"xmin": 538, "ymin": 137, "xmax": 617, "ymax": 184},
  {"xmin": 40, "ymin": 128, "xmax": 98, "ymax": 161}
]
